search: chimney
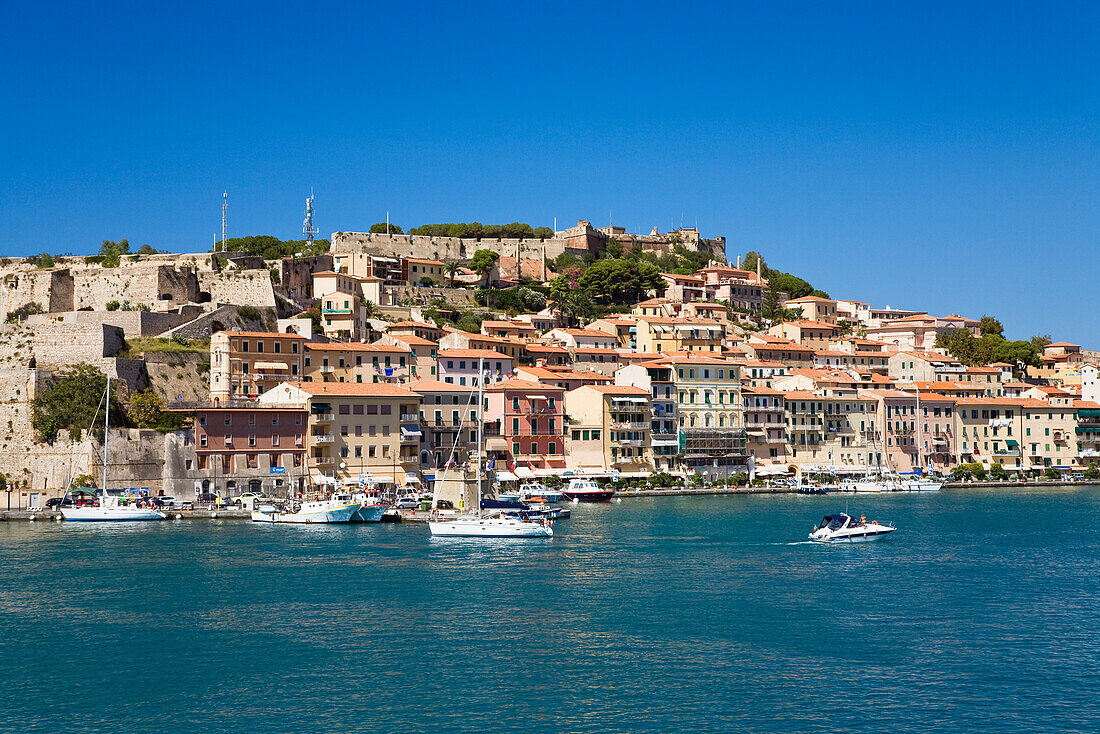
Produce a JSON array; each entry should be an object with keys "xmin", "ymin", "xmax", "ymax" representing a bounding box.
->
[
  {"xmin": 737, "ymin": 255, "xmax": 741, "ymax": 269},
  {"xmin": 756, "ymin": 257, "xmax": 761, "ymax": 280}
]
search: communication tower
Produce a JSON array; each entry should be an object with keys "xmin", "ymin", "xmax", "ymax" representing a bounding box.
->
[
  {"xmin": 303, "ymin": 190, "xmax": 316, "ymax": 248},
  {"xmin": 221, "ymin": 191, "xmax": 228, "ymax": 252}
]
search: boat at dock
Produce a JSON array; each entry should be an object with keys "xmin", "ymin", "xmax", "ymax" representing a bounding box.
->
[
  {"xmin": 809, "ymin": 513, "xmax": 896, "ymax": 543},
  {"xmin": 560, "ymin": 478, "xmax": 615, "ymax": 503},
  {"xmin": 61, "ymin": 376, "xmax": 165, "ymax": 523},
  {"xmin": 428, "ymin": 357, "xmax": 553, "ymax": 538},
  {"xmin": 251, "ymin": 497, "xmax": 360, "ymax": 524}
]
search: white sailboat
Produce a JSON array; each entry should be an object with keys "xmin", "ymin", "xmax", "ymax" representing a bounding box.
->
[
  {"xmin": 429, "ymin": 358, "xmax": 553, "ymax": 538},
  {"xmin": 901, "ymin": 386, "xmax": 942, "ymax": 491},
  {"xmin": 62, "ymin": 376, "xmax": 165, "ymax": 522}
]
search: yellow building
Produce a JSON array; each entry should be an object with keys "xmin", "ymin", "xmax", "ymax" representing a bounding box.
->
[
  {"xmin": 633, "ymin": 317, "xmax": 723, "ymax": 354},
  {"xmin": 564, "ymin": 385, "xmax": 653, "ymax": 477},
  {"xmin": 210, "ymin": 330, "xmax": 307, "ymax": 403},
  {"xmin": 303, "ymin": 342, "xmax": 413, "ymax": 384},
  {"xmin": 259, "ymin": 381, "xmax": 422, "ymax": 488},
  {"xmin": 783, "ymin": 296, "xmax": 838, "ymax": 324}
]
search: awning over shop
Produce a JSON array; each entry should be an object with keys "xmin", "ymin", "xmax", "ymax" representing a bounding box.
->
[
  {"xmin": 495, "ymin": 470, "xmax": 518, "ymax": 482},
  {"xmin": 401, "ymin": 425, "xmax": 422, "ymax": 437},
  {"xmin": 485, "ymin": 437, "xmax": 509, "ymax": 452},
  {"xmin": 311, "ymin": 403, "xmax": 332, "ymax": 412},
  {"xmin": 527, "ymin": 395, "xmax": 547, "ymax": 401},
  {"xmin": 753, "ymin": 466, "xmax": 790, "ymax": 476},
  {"xmin": 515, "ymin": 467, "xmax": 536, "ymax": 479},
  {"xmin": 1005, "ymin": 439, "xmax": 1020, "ymax": 447},
  {"xmin": 254, "ymin": 361, "xmax": 289, "ymax": 371}
]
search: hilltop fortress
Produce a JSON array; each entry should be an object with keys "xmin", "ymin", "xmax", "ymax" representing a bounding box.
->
[{"xmin": 331, "ymin": 220, "xmax": 728, "ymax": 263}]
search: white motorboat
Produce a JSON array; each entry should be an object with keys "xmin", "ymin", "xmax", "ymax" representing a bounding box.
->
[
  {"xmin": 837, "ymin": 477, "xmax": 894, "ymax": 493},
  {"xmin": 901, "ymin": 478, "xmax": 942, "ymax": 492},
  {"xmin": 517, "ymin": 482, "xmax": 564, "ymax": 503},
  {"xmin": 809, "ymin": 513, "xmax": 896, "ymax": 543},
  {"xmin": 251, "ymin": 497, "xmax": 360, "ymax": 524},
  {"xmin": 429, "ymin": 513, "xmax": 553, "ymax": 537},
  {"xmin": 61, "ymin": 376, "xmax": 165, "ymax": 523},
  {"xmin": 561, "ymin": 478, "xmax": 615, "ymax": 502},
  {"xmin": 428, "ymin": 356, "xmax": 554, "ymax": 539}
]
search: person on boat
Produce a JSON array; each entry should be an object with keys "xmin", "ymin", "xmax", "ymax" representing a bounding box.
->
[{"xmin": 859, "ymin": 514, "xmax": 866, "ymax": 525}]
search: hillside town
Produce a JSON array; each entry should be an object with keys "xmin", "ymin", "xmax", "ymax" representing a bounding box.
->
[{"xmin": 2, "ymin": 217, "xmax": 1098, "ymax": 509}]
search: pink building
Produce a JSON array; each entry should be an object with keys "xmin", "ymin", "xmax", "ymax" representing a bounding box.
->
[
  {"xmin": 484, "ymin": 379, "xmax": 567, "ymax": 476},
  {"xmin": 860, "ymin": 389, "xmax": 918, "ymax": 473}
]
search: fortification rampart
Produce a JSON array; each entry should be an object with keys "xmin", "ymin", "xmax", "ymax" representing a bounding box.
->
[
  {"xmin": 197, "ymin": 270, "xmax": 277, "ymax": 308},
  {"xmin": 331, "ymin": 232, "xmax": 572, "ymax": 263},
  {"xmin": 24, "ymin": 310, "xmax": 189, "ymax": 338}
]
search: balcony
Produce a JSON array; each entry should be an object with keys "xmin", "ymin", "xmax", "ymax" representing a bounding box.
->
[
  {"xmin": 312, "ymin": 456, "xmax": 334, "ymax": 465},
  {"xmin": 320, "ymin": 365, "xmax": 335, "ymax": 374},
  {"xmin": 401, "ymin": 413, "xmax": 419, "ymax": 422},
  {"xmin": 312, "ymin": 434, "xmax": 335, "ymax": 444},
  {"xmin": 312, "ymin": 412, "xmax": 333, "ymax": 423},
  {"xmin": 322, "ymin": 307, "xmax": 352, "ymax": 315},
  {"xmin": 1079, "ymin": 449, "xmax": 1100, "ymax": 458},
  {"xmin": 612, "ymin": 421, "xmax": 650, "ymax": 431}
]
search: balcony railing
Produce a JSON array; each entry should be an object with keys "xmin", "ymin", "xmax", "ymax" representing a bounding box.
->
[
  {"xmin": 313, "ymin": 412, "xmax": 333, "ymax": 422},
  {"xmin": 401, "ymin": 413, "xmax": 419, "ymax": 422},
  {"xmin": 319, "ymin": 365, "xmax": 335, "ymax": 373},
  {"xmin": 312, "ymin": 456, "xmax": 334, "ymax": 465},
  {"xmin": 312, "ymin": 434, "xmax": 335, "ymax": 444}
]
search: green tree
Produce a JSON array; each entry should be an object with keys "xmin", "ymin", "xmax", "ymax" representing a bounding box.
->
[
  {"xmin": 577, "ymin": 258, "xmax": 663, "ymax": 305},
  {"xmin": 32, "ymin": 364, "xmax": 120, "ymax": 442},
  {"xmin": 105, "ymin": 300, "xmax": 121, "ymax": 311},
  {"xmin": 136, "ymin": 244, "xmax": 160, "ymax": 255},
  {"xmin": 443, "ymin": 261, "xmax": 462, "ymax": 287},
  {"xmin": 1084, "ymin": 466, "xmax": 1100, "ymax": 481},
  {"xmin": 361, "ymin": 299, "xmax": 380, "ymax": 320},
  {"xmin": 70, "ymin": 473, "xmax": 96, "ymax": 489},
  {"xmin": 549, "ymin": 276, "xmax": 597, "ymax": 326},
  {"xmin": 1030, "ymin": 334, "xmax": 1052, "ymax": 350},
  {"xmin": 5, "ymin": 302, "xmax": 44, "ymax": 323},
  {"xmin": 99, "ymin": 239, "xmax": 130, "ymax": 268},
  {"xmin": 30, "ymin": 253, "xmax": 54, "ymax": 268},
  {"xmin": 989, "ymin": 462, "xmax": 1007, "ymax": 481},
  {"xmin": 126, "ymin": 389, "xmax": 167, "ymax": 429},
  {"xmin": 601, "ymin": 237, "xmax": 623, "ymax": 259},
  {"xmin": 979, "ymin": 316, "xmax": 1004, "ymax": 336},
  {"xmin": 369, "ymin": 222, "xmax": 403, "ymax": 234},
  {"xmin": 1044, "ymin": 467, "xmax": 1061, "ymax": 480},
  {"xmin": 469, "ymin": 249, "xmax": 500, "ymax": 277}
]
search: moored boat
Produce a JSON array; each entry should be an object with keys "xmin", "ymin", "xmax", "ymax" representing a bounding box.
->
[
  {"xmin": 251, "ymin": 497, "xmax": 360, "ymax": 524},
  {"xmin": 429, "ymin": 514, "xmax": 553, "ymax": 537},
  {"xmin": 560, "ymin": 478, "xmax": 615, "ymax": 502}
]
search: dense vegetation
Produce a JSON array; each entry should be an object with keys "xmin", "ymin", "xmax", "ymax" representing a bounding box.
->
[
  {"xmin": 934, "ymin": 316, "xmax": 1042, "ymax": 368},
  {"xmin": 407, "ymin": 222, "xmax": 554, "ymax": 239},
  {"xmin": 220, "ymin": 235, "xmax": 331, "ymax": 260},
  {"xmin": 368, "ymin": 223, "xmax": 403, "ymax": 234},
  {"xmin": 32, "ymin": 364, "xmax": 122, "ymax": 442},
  {"xmin": 741, "ymin": 251, "xmax": 830, "ymax": 319}
]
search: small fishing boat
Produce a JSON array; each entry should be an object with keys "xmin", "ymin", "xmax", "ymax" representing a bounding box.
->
[
  {"xmin": 900, "ymin": 477, "xmax": 943, "ymax": 492},
  {"xmin": 809, "ymin": 513, "xmax": 896, "ymax": 543},
  {"xmin": 517, "ymin": 482, "xmax": 564, "ymax": 503},
  {"xmin": 251, "ymin": 497, "xmax": 360, "ymax": 524},
  {"xmin": 561, "ymin": 478, "xmax": 615, "ymax": 503}
]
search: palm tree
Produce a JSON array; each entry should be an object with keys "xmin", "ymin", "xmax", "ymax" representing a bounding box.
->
[
  {"xmin": 444, "ymin": 262, "xmax": 461, "ymax": 288},
  {"xmin": 360, "ymin": 298, "xmax": 380, "ymax": 320}
]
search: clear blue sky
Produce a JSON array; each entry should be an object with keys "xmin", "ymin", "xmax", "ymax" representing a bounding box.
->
[{"xmin": 2, "ymin": 1, "xmax": 1097, "ymax": 344}]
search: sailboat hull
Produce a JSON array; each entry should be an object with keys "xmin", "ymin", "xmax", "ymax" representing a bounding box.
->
[
  {"xmin": 62, "ymin": 506, "xmax": 166, "ymax": 521},
  {"xmin": 429, "ymin": 516, "xmax": 553, "ymax": 537},
  {"xmin": 251, "ymin": 503, "xmax": 360, "ymax": 524}
]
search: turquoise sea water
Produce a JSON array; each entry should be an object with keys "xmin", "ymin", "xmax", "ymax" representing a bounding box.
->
[{"xmin": 3, "ymin": 487, "xmax": 1100, "ymax": 733}]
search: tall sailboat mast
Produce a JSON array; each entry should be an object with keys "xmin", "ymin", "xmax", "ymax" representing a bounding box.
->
[
  {"xmin": 915, "ymin": 385, "xmax": 922, "ymax": 474},
  {"xmin": 475, "ymin": 357, "xmax": 484, "ymax": 518},
  {"xmin": 102, "ymin": 374, "xmax": 110, "ymax": 497}
]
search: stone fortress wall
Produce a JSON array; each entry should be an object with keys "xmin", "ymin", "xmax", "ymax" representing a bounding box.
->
[{"xmin": 331, "ymin": 219, "xmax": 728, "ymax": 265}]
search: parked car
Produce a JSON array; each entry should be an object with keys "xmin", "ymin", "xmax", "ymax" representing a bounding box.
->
[
  {"xmin": 196, "ymin": 493, "xmax": 219, "ymax": 503},
  {"xmin": 150, "ymin": 496, "xmax": 175, "ymax": 508},
  {"xmin": 394, "ymin": 497, "xmax": 420, "ymax": 510},
  {"xmin": 45, "ymin": 497, "xmax": 71, "ymax": 509},
  {"xmin": 230, "ymin": 492, "xmax": 266, "ymax": 507}
]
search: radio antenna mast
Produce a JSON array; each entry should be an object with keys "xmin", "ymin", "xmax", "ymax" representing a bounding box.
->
[
  {"xmin": 303, "ymin": 189, "xmax": 316, "ymax": 249},
  {"xmin": 221, "ymin": 191, "xmax": 228, "ymax": 252}
]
